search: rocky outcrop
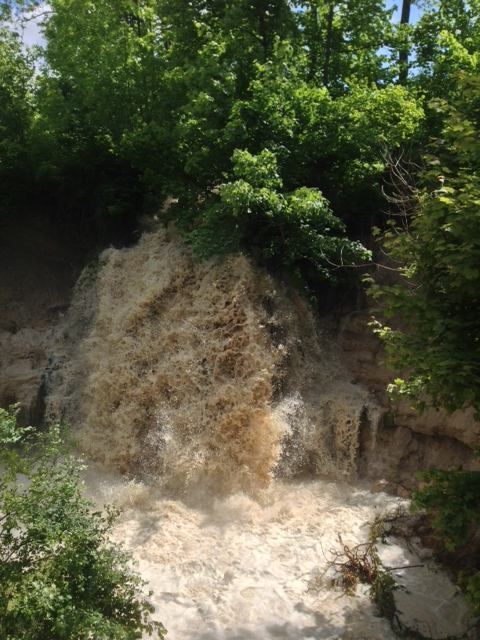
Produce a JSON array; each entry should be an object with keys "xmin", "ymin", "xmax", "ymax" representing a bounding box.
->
[
  {"xmin": 0, "ymin": 214, "xmax": 80, "ymax": 424},
  {"xmin": 339, "ymin": 313, "xmax": 480, "ymax": 489},
  {"xmin": 378, "ymin": 536, "xmax": 477, "ymax": 639}
]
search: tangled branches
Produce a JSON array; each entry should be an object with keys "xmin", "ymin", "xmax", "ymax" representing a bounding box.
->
[
  {"xmin": 329, "ymin": 534, "xmax": 382, "ymax": 596},
  {"xmin": 327, "ymin": 525, "xmax": 423, "ymax": 621},
  {"xmin": 382, "ymin": 150, "xmax": 421, "ymax": 225}
]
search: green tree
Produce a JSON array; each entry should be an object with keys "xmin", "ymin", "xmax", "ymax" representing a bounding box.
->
[
  {"xmin": 32, "ymin": 0, "xmax": 166, "ymax": 223},
  {"xmin": 370, "ymin": 68, "xmax": 480, "ymax": 619},
  {"xmin": 296, "ymin": 0, "xmax": 395, "ymax": 89},
  {"xmin": 0, "ymin": 16, "xmax": 35, "ymax": 208},
  {"xmin": 412, "ymin": 0, "xmax": 480, "ymax": 97},
  {"xmin": 0, "ymin": 406, "xmax": 165, "ymax": 640},
  {"xmin": 4, "ymin": 0, "xmax": 429, "ymax": 288},
  {"xmin": 371, "ymin": 73, "xmax": 480, "ymax": 414},
  {"xmin": 175, "ymin": 148, "xmax": 371, "ymax": 291},
  {"xmin": 398, "ymin": 0, "xmax": 412, "ymax": 84}
]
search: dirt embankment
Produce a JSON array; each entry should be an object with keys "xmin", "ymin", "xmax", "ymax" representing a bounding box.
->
[{"xmin": 339, "ymin": 313, "xmax": 480, "ymax": 491}]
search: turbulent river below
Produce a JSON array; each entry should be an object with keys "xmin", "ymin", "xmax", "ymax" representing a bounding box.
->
[{"xmin": 86, "ymin": 468, "xmax": 399, "ymax": 640}]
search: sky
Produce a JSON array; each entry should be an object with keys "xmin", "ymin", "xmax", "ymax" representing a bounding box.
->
[
  {"xmin": 388, "ymin": 0, "xmax": 422, "ymax": 23},
  {"xmin": 21, "ymin": 12, "xmax": 45, "ymax": 47},
  {"xmin": 7, "ymin": 1, "xmax": 48, "ymax": 47}
]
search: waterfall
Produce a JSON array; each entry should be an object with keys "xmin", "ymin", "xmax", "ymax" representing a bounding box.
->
[
  {"xmin": 39, "ymin": 228, "xmax": 476, "ymax": 639},
  {"xmin": 47, "ymin": 229, "xmax": 379, "ymax": 495}
]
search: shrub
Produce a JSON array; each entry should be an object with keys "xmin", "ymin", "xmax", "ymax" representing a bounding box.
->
[
  {"xmin": 179, "ymin": 148, "xmax": 371, "ymax": 289},
  {"xmin": 412, "ymin": 466, "xmax": 480, "ymax": 613},
  {"xmin": 0, "ymin": 406, "xmax": 165, "ymax": 640}
]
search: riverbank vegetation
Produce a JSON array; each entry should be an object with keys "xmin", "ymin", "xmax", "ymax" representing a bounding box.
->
[
  {"xmin": 0, "ymin": 1, "xmax": 462, "ymax": 272},
  {"xmin": 0, "ymin": 406, "xmax": 165, "ymax": 639},
  {"xmin": 368, "ymin": 60, "xmax": 480, "ymax": 615},
  {"xmin": 1, "ymin": 2, "xmax": 477, "ymax": 287}
]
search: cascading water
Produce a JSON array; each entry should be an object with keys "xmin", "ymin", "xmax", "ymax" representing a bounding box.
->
[
  {"xmin": 47, "ymin": 229, "xmax": 380, "ymax": 493},
  {"xmin": 43, "ymin": 229, "xmax": 474, "ymax": 639}
]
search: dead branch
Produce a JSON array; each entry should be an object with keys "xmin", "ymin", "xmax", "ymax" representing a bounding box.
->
[{"xmin": 381, "ymin": 150, "xmax": 421, "ymax": 224}]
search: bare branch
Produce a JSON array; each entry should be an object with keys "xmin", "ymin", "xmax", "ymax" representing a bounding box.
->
[{"xmin": 20, "ymin": 10, "xmax": 53, "ymax": 23}]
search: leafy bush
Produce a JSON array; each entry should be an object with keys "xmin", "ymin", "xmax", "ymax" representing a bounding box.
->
[
  {"xmin": 465, "ymin": 571, "xmax": 480, "ymax": 615},
  {"xmin": 370, "ymin": 73, "xmax": 480, "ymax": 415},
  {"xmin": 412, "ymin": 467, "xmax": 480, "ymax": 613},
  {"xmin": 413, "ymin": 468, "xmax": 480, "ymax": 552},
  {"xmin": 178, "ymin": 148, "xmax": 371, "ymax": 288},
  {"xmin": 371, "ymin": 71, "xmax": 480, "ymax": 614},
  {"xmin": 0, "ymin": 406, "xmax": 165, "ymax": 640}
]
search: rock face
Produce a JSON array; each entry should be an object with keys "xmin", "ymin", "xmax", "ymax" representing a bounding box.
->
[
  {"xmin": 378, "ymin": 538, "xmax": 478, "ymax": 639},
  {"xmin": 0, "ymin": 328, "xmax": 50, "ymax": 425},
  {"xmin": 338, "ymin": 313, "xmax": 480, "ymax": 489},
  {"xmin": 0, "ymin": 214, "xmax": 81, "ymax": 424}
]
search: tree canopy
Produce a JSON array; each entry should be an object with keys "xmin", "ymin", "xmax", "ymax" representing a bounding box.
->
[
  {"xmin": 0, "ymin": 0, "xmax": 426, "ymax": 279},
  {"xmin": 0, "ymin": 0, "xmax": 478, "ymax": 358},
  {"xmin": 370, "ymin": 72, "xmax": 480, "ymax": 415}
]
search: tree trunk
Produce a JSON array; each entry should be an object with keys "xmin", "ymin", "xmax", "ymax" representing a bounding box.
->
[
  {"xmin": 256, "ymin": 1, "xmax": 269, "ymax": 59},
  {"xmin": 323, "ymin": 1, "xmax": 334, "ymax": 86},
  {"xmin": 308, "ymin": 2, "xmax": 319, "ymax": 80},
  {"xmin": 399, "ymin": 0, "xmax": 411, "ymax": 84}
]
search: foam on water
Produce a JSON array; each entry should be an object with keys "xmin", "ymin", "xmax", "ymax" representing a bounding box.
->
[{"xmin": 85, "ymin": 468, "xmax": 399, "ymax": 640}]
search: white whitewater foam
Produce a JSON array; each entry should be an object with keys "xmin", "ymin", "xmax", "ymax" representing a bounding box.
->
[{"xmin": 85, "ymin": 468, "xmax": 399, "ymax": 640}]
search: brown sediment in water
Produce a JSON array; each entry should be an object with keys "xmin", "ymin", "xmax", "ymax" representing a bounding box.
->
[{"xmin": 47, "ymin": 229, "xmax": 379, "ymax": 495}]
